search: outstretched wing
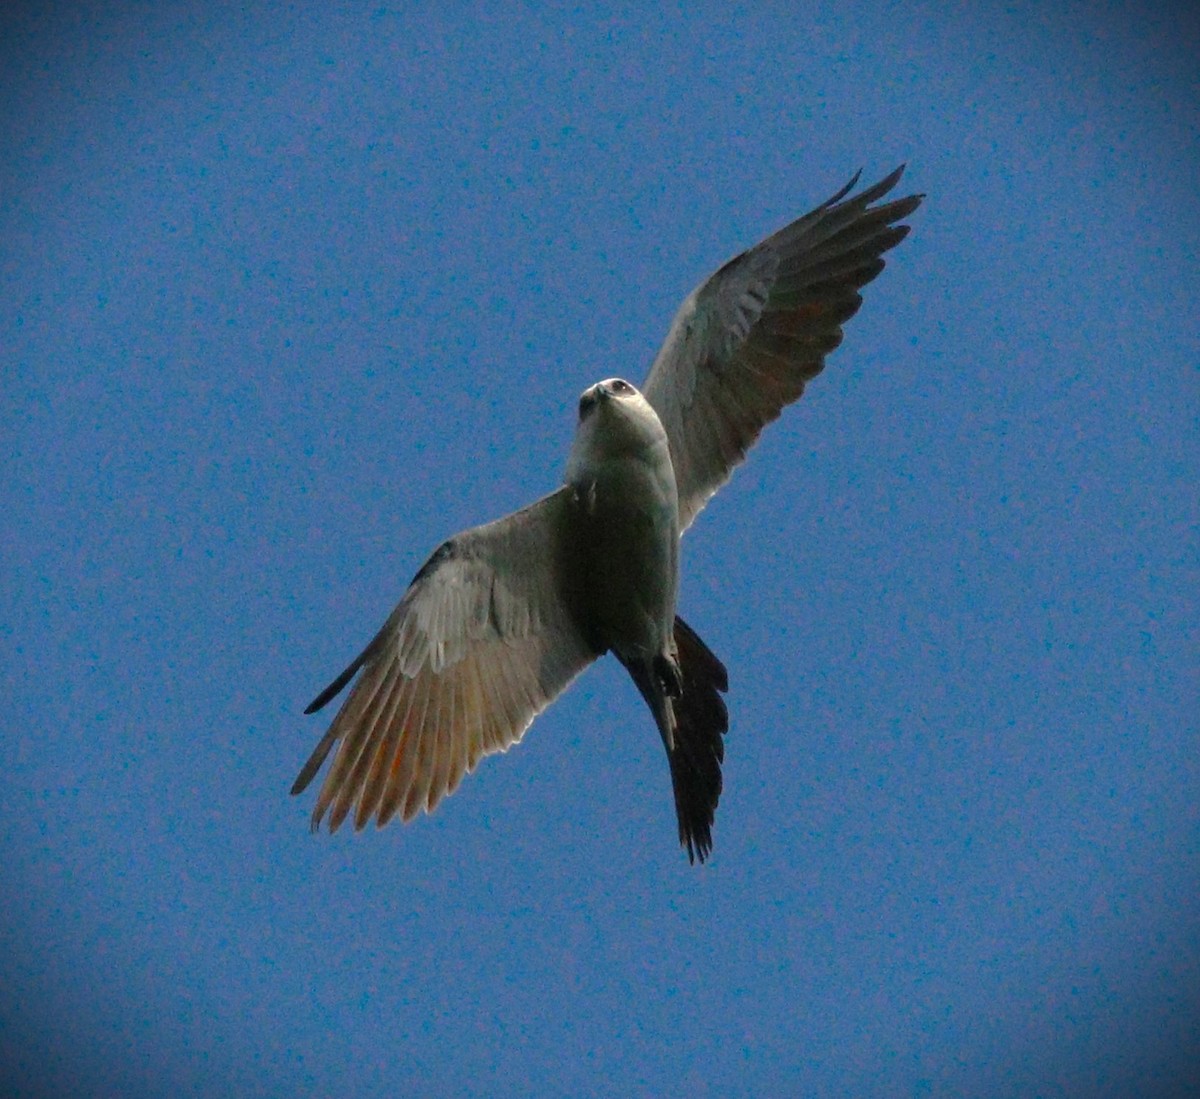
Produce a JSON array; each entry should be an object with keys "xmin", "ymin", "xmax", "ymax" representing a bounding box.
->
[
  {"xmin": 292, "ymin": 487, "xmax": 597, "ymax": 832},
  {"xmin": 641, "ymin": 166, "xmax": 923, "ymax": 532}
]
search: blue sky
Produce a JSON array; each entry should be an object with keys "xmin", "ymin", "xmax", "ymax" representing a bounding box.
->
[{"xmin": 3, "ymin": 2, "xmax": 1198, "ymax": 1096}]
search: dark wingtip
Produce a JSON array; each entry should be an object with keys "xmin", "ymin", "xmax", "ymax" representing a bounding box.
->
[
  {"xmin": 823, "ymin": 168, "xmax": 864, "ymax": 209},
  {"xmin": 885, "ymin": 164, "xmax": 927, "ymax": 211},
  {"xmin": 304, "ymin": 647, "xmax": 370, "ymax": 714},
  {"xmin": 824, "ymin": 163, "xmax": 908, "ymax": 209},
  {"xmin": 292, "ymin": 719, "xmax": 342, "ymax": 796},
  {"xmin": 847, "ymin": 164, "xmax": 909, "ymax": 210}
]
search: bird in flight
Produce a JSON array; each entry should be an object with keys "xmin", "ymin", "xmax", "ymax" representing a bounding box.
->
[{"xmin": 293, "ymin": 167, "xmax": 922, "ymax": 863}]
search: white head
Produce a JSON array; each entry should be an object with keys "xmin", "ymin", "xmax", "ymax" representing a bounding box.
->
[{"xmin": 565, "ymin": 377, "xmax": 671, "ymax": 483}]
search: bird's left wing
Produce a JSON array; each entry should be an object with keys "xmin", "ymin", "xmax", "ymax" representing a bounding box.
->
[
  {"xmin": 292, "ymin": 486, "xmax": 598, "ymax": 832},
  {"xmin": 641, "ymin": 166, "xmax": 923, "ymax": 532}
]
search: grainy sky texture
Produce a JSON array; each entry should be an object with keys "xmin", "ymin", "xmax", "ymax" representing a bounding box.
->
[{"xmin": 3, "ymin": 3, "xmax": 1199, "ymax": 1096}]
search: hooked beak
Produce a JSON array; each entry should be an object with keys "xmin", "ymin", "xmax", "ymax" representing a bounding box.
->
[{"xmin": 578, "ymin": 384, "xmax": 610, "ymax": 421}]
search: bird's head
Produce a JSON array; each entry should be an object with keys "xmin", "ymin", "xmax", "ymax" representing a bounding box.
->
[
  {"xmin": 566, "ymin": 377, "xmax": 670, "ymax": 480},
  {"xmin": 577, "ymin": 377, "xmax": 637, "ymax": 420}
]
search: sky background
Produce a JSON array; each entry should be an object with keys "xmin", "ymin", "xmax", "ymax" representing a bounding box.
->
[{"xmin": 3, "ymin": 2, "xmax": 1198, "ymax": 1096}]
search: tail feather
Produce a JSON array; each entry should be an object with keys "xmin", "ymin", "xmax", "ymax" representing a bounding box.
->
[
  {"xmin": 668, "ymin": 616, "xmax": 729, "ymax": 864},
  {"xmin": 622, "ymin": 615, "xmax": 729, "ymax": 864}
]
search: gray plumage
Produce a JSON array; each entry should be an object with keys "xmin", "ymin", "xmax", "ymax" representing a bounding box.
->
[{"xmin": 293, "ymin": 167, "xmax": 923, "ymax": 862}]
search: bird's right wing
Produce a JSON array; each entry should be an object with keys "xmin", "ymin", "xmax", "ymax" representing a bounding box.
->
[
  {"xmin": 642, "ymin": 166, "xmax": 922, "ymax": 532},
  {"xmin": 292, "ymin": 486, "xmax": 598, "ymax": 832}
]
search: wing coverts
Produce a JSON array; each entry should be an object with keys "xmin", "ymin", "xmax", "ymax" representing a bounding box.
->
[{"xmin": 293, "ymin": 489, "xmax": 596, "ymax": 832}]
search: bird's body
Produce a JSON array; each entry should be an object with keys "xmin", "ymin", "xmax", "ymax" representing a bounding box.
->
[
  {"xmin": 567, "ymin": 381, "xmax": 681, "ymax": 701},
  {"xmin": 293, "ymin": 167, "xmax": 923, "ymax": 862}
]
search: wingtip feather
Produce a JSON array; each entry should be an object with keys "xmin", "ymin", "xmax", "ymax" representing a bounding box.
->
[{"xmin": 305, "ymin": 648, "xmax": 369, "ymax": 714}]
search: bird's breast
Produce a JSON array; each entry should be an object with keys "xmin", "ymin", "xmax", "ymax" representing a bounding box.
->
[{"xmin": 568, "ymin": 450, "xmax": 680, "ymax": 660}]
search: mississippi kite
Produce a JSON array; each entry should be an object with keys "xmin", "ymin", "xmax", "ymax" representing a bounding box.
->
[{"xmin": 293, "ymin": 167, "xmax": 922, "ymax": 862}]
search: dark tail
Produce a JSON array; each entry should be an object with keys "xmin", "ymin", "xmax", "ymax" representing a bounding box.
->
[{"xmin": 623, "ymin": 616, "xmax": 729, "ymax": 864}]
